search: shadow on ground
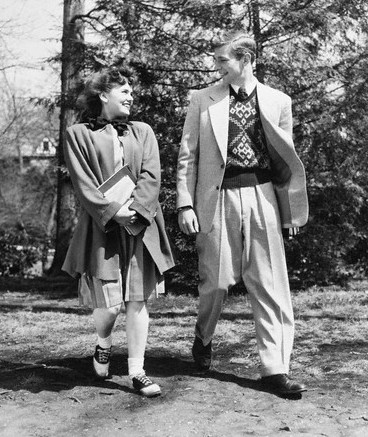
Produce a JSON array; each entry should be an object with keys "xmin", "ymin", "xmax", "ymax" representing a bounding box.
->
[{"xmin": 0, "ymin": 353, "xmax": 305, "ymax": 400}]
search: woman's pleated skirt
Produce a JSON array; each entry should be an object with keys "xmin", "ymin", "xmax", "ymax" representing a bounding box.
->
[{"xmin": 78, "ymin": 227, "xmax": 164, "ymax": 309}]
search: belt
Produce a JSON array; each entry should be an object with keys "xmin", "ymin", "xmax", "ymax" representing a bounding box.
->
[{"xmin": 221, "ymin": 169, "xmax": 272, "ymax": 189}]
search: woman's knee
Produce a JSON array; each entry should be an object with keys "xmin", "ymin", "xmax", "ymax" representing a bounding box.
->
[
  {"xmin": 126, "ymin": 300, "xmax": 147, "ymax": 314},
  {"xmin": 94, "ymin": 304, "xmax": 121, "ymax": 320},
  {"xmin": 109, "ymin": 304, "xmax": 123, "ymax": 316}
]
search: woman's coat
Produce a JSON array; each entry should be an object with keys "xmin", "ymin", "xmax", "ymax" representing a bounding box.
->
[{"xmin": 62, "ymin": 121, "xmax": 175, "ymax": 280}]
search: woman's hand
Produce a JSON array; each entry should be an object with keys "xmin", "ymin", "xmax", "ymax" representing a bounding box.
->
[{"xmin": 113, "ymin": 199, "xmax": 139, "ymax": 226}]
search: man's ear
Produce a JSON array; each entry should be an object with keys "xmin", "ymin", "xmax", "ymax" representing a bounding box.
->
[
  {"xmin": 99, "ymin": 93, "xmax": 108, "ymax": 103},
  {"xmin": 243, "ymin": 52, "xmax": 252, "ymax": 65}
]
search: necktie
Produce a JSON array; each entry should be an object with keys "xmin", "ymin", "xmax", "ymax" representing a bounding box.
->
[
  {"xmin": 89, "ymin": 116, "xmax": 132, "ymax": 136},
  {"xmin": 237, "ymin": 87, "xmax": 248, "ymax": 102}
]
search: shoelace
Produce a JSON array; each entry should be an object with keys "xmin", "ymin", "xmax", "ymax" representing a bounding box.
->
[
  {"xmin": 135, "ymin": 374, "xmax": 152, "ymax": 385},
  {"xmin": 96, "ymin": 348, "xmax": 111, "ymax": 364}
]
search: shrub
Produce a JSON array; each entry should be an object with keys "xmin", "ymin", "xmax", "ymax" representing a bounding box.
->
[{"xmin": 0, "ymin": 228, "xmax": 45, "ymax": 277}]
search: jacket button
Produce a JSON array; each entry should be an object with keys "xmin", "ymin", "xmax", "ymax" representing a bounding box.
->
[
  {"xmin": 216, "ymin": 186, "xmax": 219, "ymax": 190},
  {"xmin": 221, "ymin": 164, "xmax": 225, "ymax": 169}
]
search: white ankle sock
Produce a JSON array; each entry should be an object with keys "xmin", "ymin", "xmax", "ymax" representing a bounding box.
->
[
  {"xmin": 128, "ymin": 357, "xmax": 144, "ymax": 378},
  {"xmin": 97, "ymin": 334, "xmax": 112, "ymax": 349}
]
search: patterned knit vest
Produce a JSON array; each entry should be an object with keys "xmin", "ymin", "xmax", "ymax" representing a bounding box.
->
[{"xmin": 225, "ymin": 86, "xmax": 271, "ymax": 177}]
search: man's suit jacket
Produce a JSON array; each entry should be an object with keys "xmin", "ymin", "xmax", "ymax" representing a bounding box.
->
[{"xmin": 177, "ymin": 80, "xmax": 309, "ymax": 233}]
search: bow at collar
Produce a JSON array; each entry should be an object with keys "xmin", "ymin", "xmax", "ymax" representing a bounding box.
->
[{"xmin": 88, "ymin": 116, "xmax": 132, "ymax": 136}]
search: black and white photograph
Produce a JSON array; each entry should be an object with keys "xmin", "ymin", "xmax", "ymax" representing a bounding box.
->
[{"xmin": 1, "ymin": 1, "xmax": 367, "ymax": 436}]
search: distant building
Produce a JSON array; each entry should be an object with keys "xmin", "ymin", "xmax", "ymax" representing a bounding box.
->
[
  {"xmin": 34, "ymin": 137, "xmax": 57, "ymax": 157},
  {"xmin": 21, "ymin": 136, "xmax": 57, "ymax": 169}
]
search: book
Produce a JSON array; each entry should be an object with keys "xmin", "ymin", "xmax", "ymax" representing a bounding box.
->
[
  {"xmin": 98, "ymin": 165, "xmax": 145, "ymax": 236},
  {"xmin": 98, "ymin": 164, "xmax": 136, "ymax": 204}
]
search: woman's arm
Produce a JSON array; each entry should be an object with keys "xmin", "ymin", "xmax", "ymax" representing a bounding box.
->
[
  {"xmin": 129, "ymin": 124, "xmax": 161, "ymax": 225},
  {"xmin": 64, "ymin": 126, "xmax": 124, "ymax": 231}
]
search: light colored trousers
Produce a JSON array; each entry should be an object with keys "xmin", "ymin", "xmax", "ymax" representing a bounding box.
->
[{"xmin": 195, "ymin": 182, "xmax": 294, "ymax": 376}]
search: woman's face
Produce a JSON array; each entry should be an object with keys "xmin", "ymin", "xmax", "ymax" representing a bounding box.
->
[{"xmin": 99, "ymin": 82, "xmax": 133, "ymax": 120}]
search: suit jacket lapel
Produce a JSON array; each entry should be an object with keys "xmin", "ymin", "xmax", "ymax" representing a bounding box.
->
[
  {"xmin": 256, "ymin": 81, "xmax": 279, "ymax": 125},
  {"xmin": 208, "ymin": 82, "xmax": 279, "ymax": 161},
  {"xmin": 208, "ymin": 84, "xmax": 229, "ymax": 162}
]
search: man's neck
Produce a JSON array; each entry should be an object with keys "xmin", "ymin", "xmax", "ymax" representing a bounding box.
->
[
  {"xmin": 237, "ymin": 68, "xmax": 255, "ymax": 84},
  {"xmin": 230, "ymin": 77, "xmax": 257, "ymax": 95}
]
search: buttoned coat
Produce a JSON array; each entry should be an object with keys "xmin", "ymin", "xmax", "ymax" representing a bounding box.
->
[
  {"xmin": 62, "ymin": 121, "xmax": 175, "ymax": 280},
  {"xmin": 176, "ymin": 80, "xmax": 309, "ymax": 233}
]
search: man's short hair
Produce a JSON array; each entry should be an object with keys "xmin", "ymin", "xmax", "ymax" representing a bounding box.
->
[{"xmin": 212, "ymin": 32, "xmax": 256, "ymax": 63}]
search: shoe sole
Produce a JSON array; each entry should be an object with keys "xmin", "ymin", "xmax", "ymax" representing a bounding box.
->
[
  {"xmin": 269, "ymin": 386, "xmax": 307, "ymax": 395},
  {"xmin": 93, "ymin": 357, "xmax": 110, "ymax": 379},
  {"xmin": 138, "ymin": 385, "xmax": 161, "ymax": 398},
  {"xmin": 279, "ymin": 388, "xmax": 307, "ymax": 395}
]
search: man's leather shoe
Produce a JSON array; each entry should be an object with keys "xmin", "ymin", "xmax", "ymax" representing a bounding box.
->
[
  {"xmin": 261, "ymin": 374, "xmax": 307, "ymax": 395},
  {"xmin": 192, "ymin": 336, "xmax": 212, "ymax": 370}
]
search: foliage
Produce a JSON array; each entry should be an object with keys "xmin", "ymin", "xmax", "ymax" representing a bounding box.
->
[
  {"xmin": 0, "ymin": 228, "xmax": 51, "ymax": 277},
  {"xmin": 0, "ymin": 76, "xmax": 60, "ymax": 247},
  {"xmin": 160, "ymin": 183, "xmax": 199, "ymax": 293},
  {"xmin": 49, "ymin": 0, "xmax": 368, "ymax": 287},
  {"xmin": 0, "ymin": 82, "xmax": 59, "ymax": 160},
  {"xmin": 285, "ymin": 179, "xmax": 368, "ymax": 286},
  {"xmin": 0, "ymin": 158, "xmax": 58, "ymax": 240}
]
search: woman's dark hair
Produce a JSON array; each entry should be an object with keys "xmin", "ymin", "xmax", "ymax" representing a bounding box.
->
[{"xmin": 77, "ymin": 66, "xmax": 134, "ymax": 120}]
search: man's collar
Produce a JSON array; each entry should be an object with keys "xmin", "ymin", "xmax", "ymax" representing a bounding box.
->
[{"xmin": 229, "ymin": 79, "xmax": 257, "ymax": 96}]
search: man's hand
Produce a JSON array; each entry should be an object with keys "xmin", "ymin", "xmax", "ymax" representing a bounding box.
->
[
  {"xmin": 178, "ymin": 207, "xmax": 199, "ymax": 235},
  {"xmin": 113, "ymin": 199, "xmax": 138, "ymax": 226},
  {"xmin": 282, "ymin": 227, "xmax": 299, "ymax": 240}
]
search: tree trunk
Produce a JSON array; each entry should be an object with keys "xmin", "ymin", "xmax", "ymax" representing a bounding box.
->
[
  {"xmin": 46, "ymin": 193, "xmax": 57, "ymax": 239},
  {"xmin": 49, "ymin": 0, "xmax": 85, "ymax": 276},
  {"xmin": 251, "ymin": 1, "xmax": 265, "ymax": 82},
  {"xmin": 16, "ymin": 140, "xmax": 23, "ymax": 173}
]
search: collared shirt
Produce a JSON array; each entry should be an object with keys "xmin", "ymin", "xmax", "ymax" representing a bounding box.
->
[
  {"xmin": 230, "ymin": 80, "xmax": 257, "ymax": 97},
  {"xmin": 110, "ymin": 125, "xmax": 125, "ymax": 172}
]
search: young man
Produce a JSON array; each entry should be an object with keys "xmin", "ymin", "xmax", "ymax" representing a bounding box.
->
[{"xmin": 176, "ymin": 32, "xmax": 308, "ymax": 395}]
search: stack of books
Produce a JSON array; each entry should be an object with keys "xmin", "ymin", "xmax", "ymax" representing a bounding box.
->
[{"xmin": 98, "ymin": 165, "xmax": 144, "ymax": 235}]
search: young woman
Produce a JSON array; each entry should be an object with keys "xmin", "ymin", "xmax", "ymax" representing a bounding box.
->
[{"xmin": 62, "ymin": 66, "xmax": 175, "ymax": 397}]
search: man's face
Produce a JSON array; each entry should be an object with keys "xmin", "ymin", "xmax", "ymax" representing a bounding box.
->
[{"xmin": 214, "ymin": 44, "xmax": 244, "ymax": 85}]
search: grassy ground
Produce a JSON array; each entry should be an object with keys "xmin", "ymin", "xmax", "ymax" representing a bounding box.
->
[{"xmin": 0, "ymin": 280, "xmax": 368, "ymax": 436}]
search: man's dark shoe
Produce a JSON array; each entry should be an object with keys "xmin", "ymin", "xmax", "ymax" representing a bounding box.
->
[
  {"xmin": 192, "ymin": 336, "xmax": 212, "ymax": 370},
  {"xmin": 261, "ymin": 374, "xmax": 307, "ymax": 395}
]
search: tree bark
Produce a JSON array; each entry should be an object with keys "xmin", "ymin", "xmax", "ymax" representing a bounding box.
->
[
  {"xmin": 49, "ymin": 0, "xmax": 84, "ymax": 276},
  {"xmin": 251, "ymin": 1, "xmax": 265, "ymax": 82}
]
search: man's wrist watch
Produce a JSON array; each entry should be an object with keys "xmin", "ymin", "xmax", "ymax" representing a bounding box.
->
[{"xmin": 177, "ymin": 206, "xmax": 192, "ymax": 213}]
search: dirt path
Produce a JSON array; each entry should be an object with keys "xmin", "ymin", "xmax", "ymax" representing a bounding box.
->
[
  {"xmin": 1, "ymin": 287, "xmax": 368, "ymax": 436},
  {"xmin": 1, "ymin": 356, "xmax": 367, "ymax": 437}
]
